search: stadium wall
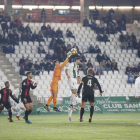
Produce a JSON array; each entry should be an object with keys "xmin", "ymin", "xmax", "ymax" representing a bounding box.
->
[{"xmin": 0, "ymin": 97, "xmax": 140, "ymax": 116}]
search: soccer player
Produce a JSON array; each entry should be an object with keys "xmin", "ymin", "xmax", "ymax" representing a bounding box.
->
[
  {"xmin": 21, "ymin": 72, "xmax": 37, "ymax": 124},
  {"xmin": 77, "ymin": 68, "xmax": 103, "ymax": 123},
  {"xmin": 0, "ymin": 81, "xmax": 19, "ymax": 122},
  {"xmin": 134, "ymin": 76, "xmax": 140, "ymax": 125},
  {"xmin": 9, "ymin": 83, "xmax": 25, "ymax": 120},
  {"xmin": 68, "ymin": 76, "xmax": 82, "ymax": 121},
  {"xmin": 44, "ymin": 51, "xmax": 72, "ymax": 112},
  {"xmin": 65, "ymin": 57, "xmax": 80, "ymax": 112}
]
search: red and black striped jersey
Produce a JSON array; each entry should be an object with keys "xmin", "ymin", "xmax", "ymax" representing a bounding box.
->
[
  {"xmin": 21, "ymin": 78, "xmax": 37, "ymax": 97},
  {"xmin": 0, "ymin": 88, "xmax": 17, "ymax": 103}
]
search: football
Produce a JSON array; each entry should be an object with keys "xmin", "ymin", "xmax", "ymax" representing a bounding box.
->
[{"xmin": 71, "ymin": 48, "xmax": 77, "ymax": 54}]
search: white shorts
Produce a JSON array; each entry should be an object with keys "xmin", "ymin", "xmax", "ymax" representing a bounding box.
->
[
  {"xmin": 68, "ymin": 78, "xmax": 79, "ymax": 90},
  {"xmin": 14, "ymin": 103, "xmax": 25, "ymax": 110},
  {"xmin": 76, "ymin": 97, "xmax": 82, "ymax": 104}
]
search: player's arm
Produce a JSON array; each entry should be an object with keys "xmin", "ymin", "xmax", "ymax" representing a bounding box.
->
[
  {"xmin": 57, "ymin": 51, "xmax": 72, "ymax": 69},
  {"xmin": 30, "ymin": 82, "xmax": 37, "ymax": 89},
  {"xmin": 94, "ymin": 78, "xmax": 103, "ymax": 97},
  {"xmin": 13, "ymin": 89, "xmax": 18, "ymax": 98},
  {"xmin": 10, "ymin": 92, "xmax": 19, "ymax": 103}
]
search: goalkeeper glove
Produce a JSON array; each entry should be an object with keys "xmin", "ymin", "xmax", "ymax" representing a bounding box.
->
[{"xmin": 67, "ymin": 51, "xmax": 72, "ymax": 59}]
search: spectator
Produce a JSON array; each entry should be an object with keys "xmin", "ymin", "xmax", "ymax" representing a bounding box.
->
[
  {"xmin": 132, "ymin": 65, "xmax": 139, "ymax": 74},
  {"xmin": 119, "ymin": 32, "xmax": 125, "ymax": 43},
  {"xmin": 0, "ymin": 13, "xmax": 3, "ymax": 23},
  {"xmin": 132, "ymin": 39, "xmax": 138, "ymax": 50},
  {"xmin": 100, "ymin": 60, "xmax": 107, "ymax": 71},
  {"xmin": 13, "ymin": 36, "xmax": 19, "ymax": 46},
  {"xmin": 83, "ymin": 16, "xmax": 89, "ymax": 27},
  {"xmin": 125, "ymin": 32, "xmax": 130, "ymax": 41},
  {"xmin": 32, "ymin": 31, "xmax": 38, "ymax": 42},
  {"xmin": 95, "ymin": 45, "xmax": 101, "ymax": 53},
  {"xmin": 21, "ymin": 32, "xmax": 27, "ymax": 43},
  {"xmin": 56, "ymin": 37, "xmax": 64, "ymax": 45},
  {"xmin": 127, "ymin": 73, "xmax": 135, "ymax": 84},
  {"xmin": 73, "ymin": 43, "xmax": 81, "ymax": 54},
  {"xmin": 17, "ymin": 20, "xmax": 22, "ymax": 27},
  {"xmin": 81, "ymin": 53, "xmax": 86, "ymax": 63},
  {"xmin": 7, "ymin": 44, "xmax": 15, "ymax": 53},
  {"xmin": 19, "ymin": 65, "xmax": 25, "ymax": 76},
  {"xmin": 96, "ymin": 53, "xmax": 103, "ymax": 64},
  {"xmin": 106, "ymin": 25, "xmax": 114, "ymax": 34},
  {"xmin": 49, "ymin": 36, "xmax": 56, "ymax": 49},
  {"xmin": 102, "ymin": 33, "xmax": 110, "ymax": 43},
  {"xmin": 38, "ymin": 31, "xmax": 44, "ymax": 43},
  {"xmin": 102, "ymin": 51, "xmax": 110, "ymax": 62},
  {"xmin": 41, "ymin": 8, "xmax": 46, "ymax": 22},
  {"xmin": 96, "ymin": 33, "xmax": 103, "ymax": 41},
  {"xmin": 134, "ymin": 73, "xmax": 139, "ymax": 80},
  {"xmin": 31, "ymin": 65, "xmax": 40, "ymax": 76},
  {"xmin": 92, "ymin": 7, "xmax": 99, "ymax": 20},
  {"xmin": 28, "ymin": 60, "xmax": 33, "ymax": 70},
  {"xmin": 126, "ymin": 39, "xmax": 133, "ymax": 50},
  {"xmin": 25, "ymin": 24, "xmax": 32, "ymax": 33},
  {"xmin": 4, "ymin": 13, "xmax": 11, "ymax": 22},
  {"xmin": 7, "ymin": 31, "xmax": 14, "ymax": 44},
  {"xmin": 51, "ymin": 28, "xmax": 56, "ymax": 38},
  {"xmin": 45, "ymin": 28, "xmax": 52, "ymax": 38},
  {"xmin": 91, "ymin": 20, "xmax": 97, "ymax": 30},
  {"xmin": 93, "ymin": 67, "xmax": 97, "ymax": 76},
  {"xmin": 18, "ymin": 24, "xmax": 25, "ymax": 33},
  {"xmin": 119, "ymin": 21, "xmax": 126, "ymax": 31},
  {"xmin": 88, "ymin": 44, "xmax": 95, "ymax": 53},
  {"xmin": 45, "ymin": 52, "xmax": 52, "ymax": 61},
  {"xmin": 106, "ymin": 60, "xmax": 111, "ymax": 72},
  {"xmin": 34, "ymin": 61, "xmax": 41, "ymax": 71},
  {"xmin": 56, "ymin": 28, "xmax": 63, "ymax": 38},
  {"xmin": 40, "ymin": 60, "xmax": 46, "ymax": 72},
  {"xmin": 121, "ymin": 14, "xmax": 126, "ymax": 25},
  {"xmin": 46, "ymin": 59, "xmax": 53, "ymax": 74},
  {"xmin": 125, "ymin": 64, "xmax": 132, "ymax": 75},
  {"xmin": 19, "ymin": 56, "xmax": 26, "ymax": 66},
  {"xmin": 137, "ymin": 63, "xmax": 140, "ymax": 72},
  {"xmin": 52, "ymin": 53, "xmax": 58, "ymax": 61},
  {"xmin": 38, "ymin": 44, "xmax": 46, "ymax": 54},
  {"xmin": 66, "ymin": 28, "xmax": 75, "ymax": 39},
  {"xmin": 59, "ymin": 53, "xmax": 65, "ymax": 62},
  {"xmin": 26, "ymin": 32, "xmax": 32, "ymax": 42},
  {"xmin": 86, "ymin": 60, "xmax": 93, "ymax": 69},
  {"xmin": 138, "ymin": 48, "xmax": 140, "ymax": 58},
  {"xmin": 131, "ymin": 32, "xmax": 136, "ymax": 41},
  {"xmin": 97, "ymin": 64, "xmax": 103, "ymax": 76},
  {"xmin": 109, "ymin": 8, "xmax": 115, "ymax": 20},
  {"xmin": 82, "ymin": 61, "xmax": 87, "ymax": 74},
  {"xmin": 41, "ymin": 23, "xmax": 47, "ymax": 32},
  {"xmin": 24, "ymin": 61, "xmax": 29, "ymax": 71},
  {"xmin": 111, "ymin": 59, "xmax": 119, "ymax": 72}
]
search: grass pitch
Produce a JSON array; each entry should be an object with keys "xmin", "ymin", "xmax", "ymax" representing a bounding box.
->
[{"xmin": 0, "ymin": 113, "xmax": 140, "ymax": 140}]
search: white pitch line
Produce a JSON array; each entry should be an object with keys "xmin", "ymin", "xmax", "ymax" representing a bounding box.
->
[{"xmin": 41, "ymin": 127, "xmax": 139, "ymax": 139}]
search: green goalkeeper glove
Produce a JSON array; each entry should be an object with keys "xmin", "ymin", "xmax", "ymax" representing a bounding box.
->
[{"xmin": 67, "ymin": 51, "xmax": 72, "ymax": 59}]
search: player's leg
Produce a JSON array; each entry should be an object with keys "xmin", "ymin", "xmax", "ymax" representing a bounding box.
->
[
  {"xmin": 7, "ymin": 107, "xmax": 13, "ymax": 122},
  {"xmin": 52, "ymin": 93, "xmax": 60, "ymax": 112},
  {"xmin": 44, "ymin": 92, "xmax": 53, "ymax": 112},
  {"xmin": 88, "ymin": 93, "xmax": 95, "ymax": 123},
  {"xmin": 80, "ymin": 102, "xmax": 86, "ymax": 122},
  {"xmin": 71, "ymin": 89, "xmax": 79, "ymax": 110},
  {"xmin": 16, "ymin": 103, "xmax": 25, "ymax": 120},
  {"xmin": 89, "ymin": 102, "xmax": 94, "ymax": 123}
]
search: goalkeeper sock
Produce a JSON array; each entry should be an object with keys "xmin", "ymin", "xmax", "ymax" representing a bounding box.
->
[
  {"xmin": 53, "ymin": 96, "xmax": 57, "ymax": 108},
  {"xmin": 90, "ymin": 106, "xmax": 94, "ymax": 118},
  {"xmin": 80, "ymin": 108, "xmax": 84, "ymax": 119},
  {"xmin": 46, "ymin": 96, "xmax": 53, "ymax": 106}
]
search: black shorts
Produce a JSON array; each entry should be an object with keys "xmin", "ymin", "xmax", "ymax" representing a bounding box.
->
[
  {"xmin": 82, "ymin": 92, "xmax": 94, "ymax": 103},
  {"xmin": 0, "ymin": 101, "xmax": 11, "ymax": 110},
  {"xmin": 21, "ymin": 96, "xmax": 32, "ymax": 105}
]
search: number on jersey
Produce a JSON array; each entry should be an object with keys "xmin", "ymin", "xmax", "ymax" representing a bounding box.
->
[{"xmin": 87, "ymin": 79, "xmax": 92, "ymax": 87}]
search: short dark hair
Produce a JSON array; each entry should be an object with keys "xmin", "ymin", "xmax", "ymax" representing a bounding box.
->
[
  {"xmin": 74, "ymin": 57, "xmax": 80, "ymax": 62},
  {"xmin": 53, "ymin": 59, "xmax": 58, "ymax": 65},
  {"xmin": 5, "ymin": 81, "xmax": 9, "ymax": 85},
  {"xmin": 87, "ymin": 68, "xmax": 93, "ymax": 75},
  {"xmin": 26, "ymin": 71, "xmax": 32, "ymax": 76}
]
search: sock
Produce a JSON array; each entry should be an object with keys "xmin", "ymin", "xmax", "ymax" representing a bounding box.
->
[
  {"xmin": 46, "ymin": 96, "xmax": 53, "ymax": 106},
  {"xmin": 17, "ymin": 109, "xmax": 24, "ymax": 116},
  {"xmin": 71, "ymin": 94, "xmax": 76, "ymax": 106},
  {"xmin": 90, "ymin": 106, "xmax": 94, "ymax": 118},
  {"xmin": 68, "ymin": 106, "xmax": 73, "ymax": 118},
  {"xmin": 25, "ymin": 110, "xmax": 31, "ymax": 121},
  {"xmin": 80, "ymin": 108, "xmax": 84, "ymax": 119},
  {"xmin": 8, "ymin": 110, "xmax": 12, "ymax": 119},
  {"xmin": 53, "ymin": 96, "xmax": 57, "ymax": 108}
]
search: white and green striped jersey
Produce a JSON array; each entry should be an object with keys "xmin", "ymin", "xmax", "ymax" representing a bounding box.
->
[
  {"xmin": 13, "ymin": 88, "xmax": 22, "ymax": 103},
  {"xmin": 67, "ymin": 63, "xmax": 79, "ymax": 78}
]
